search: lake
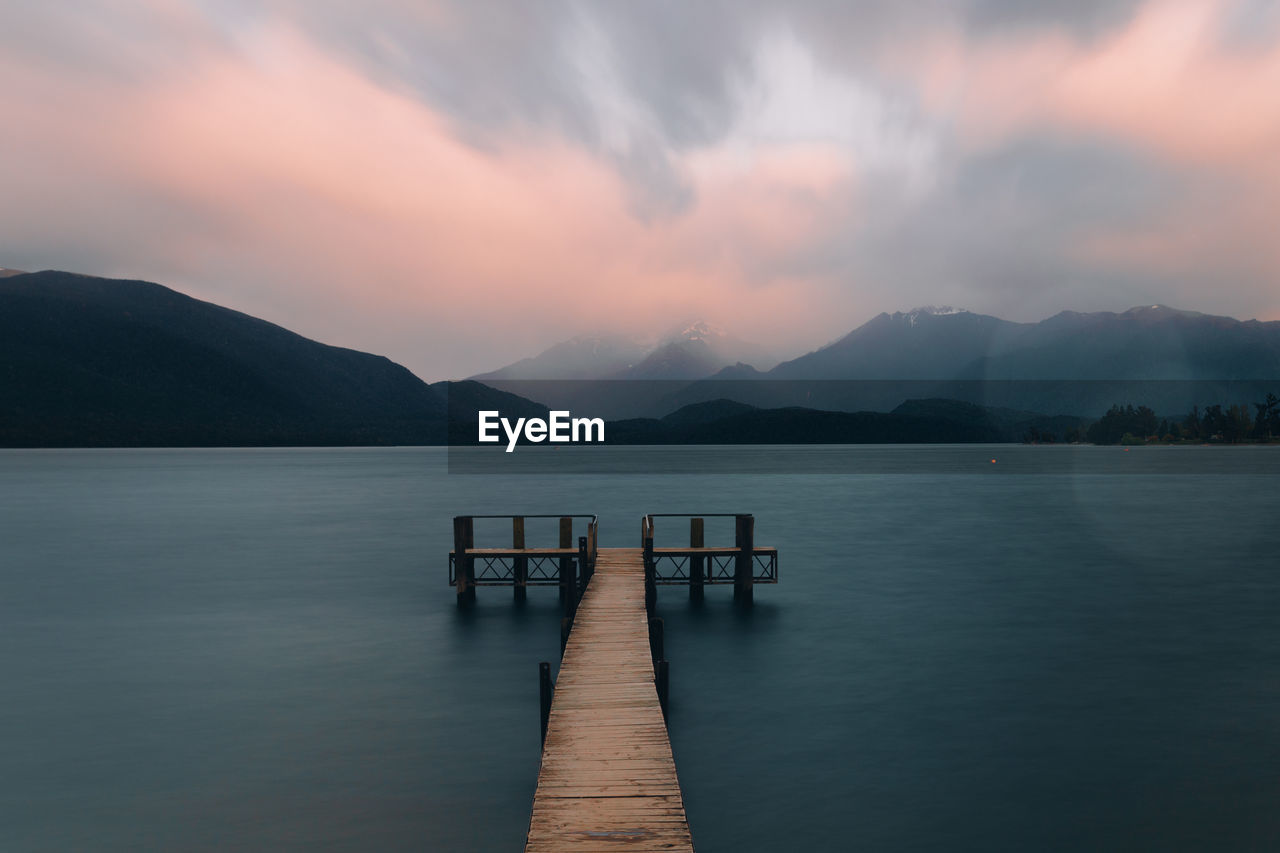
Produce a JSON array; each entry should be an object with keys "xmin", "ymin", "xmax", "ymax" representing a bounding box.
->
[{"xmin": 2, "ymin": 446, "xmax": 1278, "ymax": 851}]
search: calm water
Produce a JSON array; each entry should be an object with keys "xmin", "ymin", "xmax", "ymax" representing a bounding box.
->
[{"xmin": 2, "ymin": 447, "xmax": 1279, "ymax": 851}]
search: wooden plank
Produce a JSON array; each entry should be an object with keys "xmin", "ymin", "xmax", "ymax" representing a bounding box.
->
[
  {"xmin": 525, "ymin": 548, "xmax": 694, "ymax": 852},
  {"xmin": 453, "ymin": 547, "xmax": 580, "ymax": 556}
]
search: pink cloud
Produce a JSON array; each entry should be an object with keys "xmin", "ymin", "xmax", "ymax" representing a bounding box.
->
[
  {"xmin": 907, "ymin": 1, "xmax": 1280, "ymax": 168},
  {"xmin": 0, "ymin": 25, "xmax": 859, "ymax": 378}
]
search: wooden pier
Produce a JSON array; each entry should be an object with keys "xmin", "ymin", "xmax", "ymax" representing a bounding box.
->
[
  {"xmin": 526, "ymin": 548, "xmax": 693, "ymax": 852},
  {"xmin": 447, "ymin": 514, "xmax": 777, "ymax": 851}
]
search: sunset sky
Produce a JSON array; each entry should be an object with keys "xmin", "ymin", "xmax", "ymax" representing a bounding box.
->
[{"xmin": 3, "ymin": 1, "xmax": 1279, "ymax": 380}]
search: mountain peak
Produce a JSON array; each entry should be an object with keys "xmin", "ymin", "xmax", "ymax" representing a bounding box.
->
[
  {"xmin": 906, "ymin": 305, "xmax": 969, "ymax": 318},
  {"xmin": 661, "ymin": 319, "xmax": 727, "ymax": 345},
  {"xmin": 476, "ymin": 319, "xmax": 773, "ymax": 380},
  {"xmin": 893, "ymin": 306, "xmax": 972, "ymax": 327},
  {"xmin": 472, "ymin": 332, "xmax": 650, "ymax": 380},
  {"xmin": 1121, "ymin": 304, "xmax": 1202, "ymax": 318}
]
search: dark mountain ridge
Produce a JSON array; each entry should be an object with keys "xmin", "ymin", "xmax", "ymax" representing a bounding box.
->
[
  {"xmin": 0, "ymin": 271, "xmax": 538, "ymax": 446},
  {"xmin": 605, "ymin": 397, "xmax": 1084, "ymax": 445}
]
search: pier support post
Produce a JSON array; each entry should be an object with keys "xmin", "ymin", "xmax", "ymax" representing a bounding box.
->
[
  {"xmin": 539, "ymin": 661, "xmax": 553, "ymax": 748},
  {"xmin": 558, "ymin": 517, "xmax": 573, "ymax": 609},
  {"xmin": 453, "ymin": 516, "xmax": 475, "ymax": 607},
  {"xmin": 655, "ymin": 659, "xmax": 669, "ymax": 724},
  {"xmin": 734, "ymin": 513, "xmax": 754, "ymax": 605},
  {"xmin": 689, "ymin": 517, "xmax": 704, "ymax": 603},
  {"xmin": 561, "ymin": 558, "xmax": 578, "ymax": 618},
  {"xmin": 648, "ymin": 617, "xmax": 664, "ymax": 669},
  {"xmin": 513, "ymin": 516, "xmax": 527, "ymax": 603},
  {"xmin": 578, "ymin": 536, "xmax": 589, "ymax": 594},
  {"xmin": 643, "ymin": 517, "xmax": 656, "ymax": 616},
  {"xmin": 560, "ymin": 617, "xmax": 572, "ymax": 657}
]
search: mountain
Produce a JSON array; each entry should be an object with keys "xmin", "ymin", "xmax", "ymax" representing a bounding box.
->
[
  {"xmin": 652, "ymin": 398, "xmax": 757, "ymax": 427},
  {"xmin": 466, "ymin": 304, "xmax": 1280, "ymax": 421},
  {"xmin": 0, "ymin": 270, "xmax": 539, "ymax": 447},
  {"xmin": 965, "ymin": 306, "xmax": 1280, "ymax": 380},
  {"xmin": 770, "ymin": 307, "xmax": 1023, "ymax": 379},
  {"xmin": 475, "ymin": 320, "xmax": 774, "ymax": 381},
  {"xmin": 647, "ymin": 305, "xmax": 1280, "ymax": 419},
  {"xmin": 473, "ymin": 333, "xmax": 650, "ymax": 381},
  {"xmin": 769, "ymin": 305, "xmax": 1280, "ymax": 380},
  {"xmin": 614, "ymin": 321, "xmax": 775, "ymax": 379}
]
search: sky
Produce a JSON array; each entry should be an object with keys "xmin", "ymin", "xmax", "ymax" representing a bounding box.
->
[{"xmin": 3, "ymin": 0, "xmax": 1279, "ymax": 380}]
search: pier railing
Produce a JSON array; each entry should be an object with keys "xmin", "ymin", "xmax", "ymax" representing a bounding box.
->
[
  {"xmin": 642, "ymin": 513, "xmax": 778, "ymax": 604},
  {"xmin": 448, "ymin": 513, "xmax": 775, "ymax": 606},
  {"xmin": 450, "ymin": 514, "xmax": 597, "ymax": 606}
]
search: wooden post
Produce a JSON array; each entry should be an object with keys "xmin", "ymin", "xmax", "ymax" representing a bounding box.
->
[
  {"xmin": 562, "ymin": 558, "xmax": 578, "ymax": 619},
  {"xmin": 643, "ymin": 516, "xmax": 656, "ymax": 616},
  {"xmin": 655, "ymin": 659, "xmax": 669, "ymax": 724},
  {"xmin": 689, "ymin": 517, "xmax": 704, "ymax": 603},
  {"xmin": 454, "ymin": 516, "xmax": 475, "ymax": 607},
  {"xmin": 576, "ymin": 532, "xmax": 586, "ymax": 591},
  {"xmin": 558, "ymin": 517, "xmax": 572, "ymax": 609},
  {"xmin": 463, "ymin": 517, "xmax": 475, "ymax": 603},
  {"xmin": 453, "ymin": 516, "xmax": 466, "ymax": 605},
  {"xmin": 539, "ymin": 661, "xmax": 553, "ymax": 748},
  {"xmin": 734, "ymin": 513, "xmax": 754, "ymax": 605},
  {"xmin": 560, "ymin": 617, "xmax": 572, "ymax": 657},
  {"xmin": 648, "ymin": 616, "xmax": 664, "ymax": 669},
  {"xmin": 588, "ymin": 521, "xmax": 596, "ymax": 581},
  {"xmin": 513, "ymin": 516, "xmax": 527, "ymax": 603}
]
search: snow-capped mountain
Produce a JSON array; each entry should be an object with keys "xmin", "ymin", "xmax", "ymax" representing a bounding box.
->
[
  {"xmin": 615, "ymin": 321, "xmax": 776, "ymax": 380},
  {"xmin": 473, "ymin": 321, "xmax": 776, "ymax": 381}
]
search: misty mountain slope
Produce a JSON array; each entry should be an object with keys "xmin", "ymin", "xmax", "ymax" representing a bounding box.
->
[
  {"xmin": 769, "ymin": 305, "xmax": 1280, "ymax": 380},
  {"xmin": 608, "ymin": 323, "xmax": 771, "ymax": 379},
  {"xmin": 474, "ymin": 334, "xmax": 650, "ymax": 381},
  {"xmin": 962, "ymin": 306, "xmax": 1280, "ymax": 379},
  {"xmin": 475, "ymin": 320, "xmax": 775, "ymax": 381},
  {"xmin": 769, "ymin": 308, "xmax": 1028, "ymax": 379},
  {"xmin": 0, "ymin": 270, "xmax": 451, "ymax": 445}
]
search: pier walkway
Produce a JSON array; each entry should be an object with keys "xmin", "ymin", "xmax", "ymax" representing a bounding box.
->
[{"xmin": 525, "ymin": 547, "xmax": 693, "ymax": 852}]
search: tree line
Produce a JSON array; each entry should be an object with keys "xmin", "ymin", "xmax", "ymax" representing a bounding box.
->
[{"xmin": 1084, "ymin": 393, "xmax": 1280, "ymax": 445}]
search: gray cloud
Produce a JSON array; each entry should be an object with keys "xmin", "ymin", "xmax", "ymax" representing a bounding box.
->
[
  {"xmin": 961, "ymin": 0, "xmax": 1146, "ymax": 39},
  {"xmin": 782, "ymin": 135, "xmax": 1192, "ymax": 321},
  {"xmin": 0, "ymin": 1, "xmax": 232, "ymax": 81},
  {"xmin": 256, "ymin": 0, "xmax": 1152, "ymax": 219}
]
